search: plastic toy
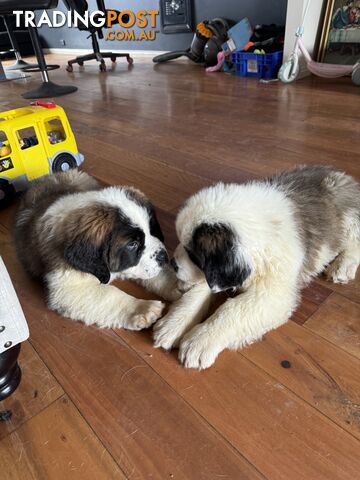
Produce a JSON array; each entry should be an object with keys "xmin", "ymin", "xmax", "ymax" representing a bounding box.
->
[
  {"xmin": 279, "ymin": 0, "xmax": 360, "ymax": 85},
  {"xmin": 206, "ymin": 18, "xmax": 252, "ymax": 73},
  {"xmin": 0, "ymin": 101, "xmax": 84, "ymax": 208},
  {"xmin": 232, "ymin": 50, "xmax": 283, "ymax": 79}
]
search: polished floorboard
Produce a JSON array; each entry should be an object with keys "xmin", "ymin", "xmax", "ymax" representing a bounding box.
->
[{"xmin": 0, "ymin": 54, "xmax": 359, "ymax": 480}]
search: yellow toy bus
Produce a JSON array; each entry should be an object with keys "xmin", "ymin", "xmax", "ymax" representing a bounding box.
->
[{"xmin": 0, "ymin": 101, "xmax": 84, "ymax": 207}]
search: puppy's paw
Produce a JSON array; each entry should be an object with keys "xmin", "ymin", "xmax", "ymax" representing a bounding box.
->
[
  {"xmin": 125, "ymin": 300, "xmax": 165, "ymax": 331},
  {"xmin": 153, "ymin": 314, "xmax": 185, "ymax": 350},
  {"xmin": 325, "ymin": 256, "xmax": 358, "ymax": 284},
  {"xmin": 179, "ymin": 324, "xmax": 223, "ymax": 370}
]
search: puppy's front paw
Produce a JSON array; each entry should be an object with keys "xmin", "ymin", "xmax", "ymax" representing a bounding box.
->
[
  {"xmin": 153, "ymin": 314, "xmax": 185, "ymax": 350},
  {"xmin": 324, "ymin": 256, "xmax": 358, "ymax": 284},
  {"xmin": 179, "ymin": 324, "xmax": 223, "ymax": 370},
  {"xmin": 125, "ymin": 299, "xmax": 165, "ymax": 331}
]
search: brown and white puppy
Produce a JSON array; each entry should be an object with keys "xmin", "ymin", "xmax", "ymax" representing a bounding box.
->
[
  {"xmin": 14, "ymin": 169, "xmax": 179, "ymax": 330},
  {"xmin": 154, "ymin": 165, "xmax": 360, "ymax": 369}
]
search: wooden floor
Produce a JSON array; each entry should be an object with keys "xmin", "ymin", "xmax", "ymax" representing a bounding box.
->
[{"xmin": 0, "ymin": 54, "xmax": 359, "ymax": 480}]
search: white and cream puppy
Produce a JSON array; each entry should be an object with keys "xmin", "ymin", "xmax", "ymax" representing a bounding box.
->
[
  {"xmin": 15, "ymin": 169, "xmax": 179, "ymax": 330},
  {"xmin": 154, "ymin": 165, "xmax": 360, "ymax": 369}
]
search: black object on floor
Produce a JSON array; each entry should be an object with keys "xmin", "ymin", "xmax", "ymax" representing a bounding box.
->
[
  {"xmin": 0, "ymin": 409, "xmax": 12, "ymax": 421},
  {"xmin": 22, "ymin": 79, "xmax": 78, "ymax": 99},
  {"xmin": 22, "ymin": 25, "xmax": 77, "ymax": 98},
  {"xmin": 0, "ymin": 343, "xmax": 21, "ymax": 401},
  {"xmin": 281, "ymin": 360, "xmax": 292, "ymax": 369}
]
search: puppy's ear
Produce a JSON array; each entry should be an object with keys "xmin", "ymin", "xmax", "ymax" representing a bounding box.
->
[
  {"xmin": 191, "ymin": 223, "xmax": 251, "ymax": 291},
  {"xmin": 62, "ymin": 205, "xmax": 119, "ymax": 283},
  {"xmin": 125, "ymin": 187, "xmax": 164, "ymax": 242},
  {"xmin": 64, "ymin": 240, "xmax": 110, "ymax": 284},
  {"xmin": 148, "ymin": 206, "xmax": 164, "ymax": 242}
]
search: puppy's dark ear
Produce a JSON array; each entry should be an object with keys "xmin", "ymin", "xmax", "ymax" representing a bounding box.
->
[
  {"xmin": 64, "ymin": 240, "xmax": 110, "ymax": 284},
  {"xmin": 125, "ymin": 188, "xmax": 164, "ymax": 242},
  {"xmin": 191, "ymin": 223, "xmax": 251, "ymax": 291},
  {"xmin": 148, "ymin": 206, "xmax": 164, "ymax": 242}
]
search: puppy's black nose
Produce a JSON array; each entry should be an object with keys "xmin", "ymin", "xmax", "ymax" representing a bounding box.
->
[
  {"xmin": 170, "ymin": 257, "xmax": 178, "ymax": 273},
  {"xmin": 156, "ymin": 249, "xmax": 169, "ymax": 266}
]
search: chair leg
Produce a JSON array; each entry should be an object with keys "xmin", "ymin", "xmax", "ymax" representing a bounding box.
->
[
  {"xmin": 2, "ymin": 16, "xmax": 38, "ymax": 71},
  {"xmin": 65, "ymin": 31, "xmax": 133, "ymax": 72},
  {"xmin": 0, "ymin": 343, "xmax": 21, "ymax": 401},
  {"xmin": 22, "ymin": 26, "xmax": 77, "ymax": 99}
]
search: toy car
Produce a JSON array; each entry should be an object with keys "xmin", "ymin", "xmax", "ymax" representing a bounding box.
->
[{"xmin": 0, "ymin": 101, "xmax": 84, "ymax": 208}]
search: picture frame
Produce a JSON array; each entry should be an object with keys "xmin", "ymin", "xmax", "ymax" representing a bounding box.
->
[{"xmin": 317, "ymin": 0, "xmax": 360, "ymax": 64}]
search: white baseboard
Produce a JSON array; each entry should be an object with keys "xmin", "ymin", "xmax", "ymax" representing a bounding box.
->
[{"xmin": 43, "ymin": 48, "xmax": 166, "ymax": 56}]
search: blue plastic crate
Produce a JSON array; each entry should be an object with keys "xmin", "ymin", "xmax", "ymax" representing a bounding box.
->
[{"xmin": 231, "ymin": 50, "xmax": 283, "ymax": 79}]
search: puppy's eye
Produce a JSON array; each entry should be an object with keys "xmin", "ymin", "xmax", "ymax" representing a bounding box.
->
[{"xmin": 127, "ymin": 241, "xmax": 139, "ymax": 250}]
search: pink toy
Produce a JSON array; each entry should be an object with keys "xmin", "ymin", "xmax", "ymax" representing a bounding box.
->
[
  {"xmin": 206, "ymin": 51, "xmax": 225, "ymax": 73},
  {"xmin": 279, "ymin": 0, "xmax": 360, "ymax": 85}
]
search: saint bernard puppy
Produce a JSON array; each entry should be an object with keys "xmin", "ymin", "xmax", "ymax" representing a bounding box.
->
[
  {"xmin": 14, "ymin": 169, "xmax": 179, "ymax": 330},
  {"xmin": 154, "ymin": 165, "xmax": 360, "ymax": 369}
]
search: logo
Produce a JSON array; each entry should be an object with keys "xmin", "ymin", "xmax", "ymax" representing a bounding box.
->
[
  {"xmin": 13, "ymin": 9, "xmax": 159, "ymax": 42},
  {"xmin": 105, "ymin": 10, "xmax": 159, "ymax": 42}
]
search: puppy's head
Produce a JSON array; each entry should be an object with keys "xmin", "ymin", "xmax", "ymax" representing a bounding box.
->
[
  {"xmin": 173, "ymin": 222, "xmax": 252, "ymax": 294},
  {"xmin": 59, "ymin": 188, "xmax": 167, "ymax": 283}
]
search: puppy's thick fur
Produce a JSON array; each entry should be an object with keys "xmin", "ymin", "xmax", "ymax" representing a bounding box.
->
[
  {"xmin": 154, "ymin": 165, "xmax": 360, "ymax": 369},
  {"xmin": 15, "ymin": 170, "xmax": 178, "ymax": 330}
]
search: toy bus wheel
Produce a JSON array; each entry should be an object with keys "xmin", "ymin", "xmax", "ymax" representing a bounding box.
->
[
  {"xmin": 278, "ymin": 60, "xmax": 299, "ymax": 83},
  {"xmin": 0, "ymin": 180, "xmax": 15, "ymax": 209},
  {"xmin": 352, "ymin": 63, "xmax": 360, "ymax": 86},
  {"xmin": 52, "ymin": 154, "xmax": 77, "ymax": 173}
]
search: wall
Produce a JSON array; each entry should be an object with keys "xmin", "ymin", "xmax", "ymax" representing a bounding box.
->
[{"xmin": 39, "ymin": 0, "xmax": 288, "ymax": 51}]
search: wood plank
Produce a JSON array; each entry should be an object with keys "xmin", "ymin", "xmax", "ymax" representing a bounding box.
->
[
  {"xmin": 72, "ymin": 112, "xmax": 259, "ymax": 185},
  {"xmin": 0, "ymin": 341, "xmax": 63, "ymax": 441},
  {"xmin": 291, "ymin": 282, "xmax": 333, "ymax": 325},
  {"xmin": 117, "ymin": 326, "xmax": 360, "ymax": 480},
  {"xmin": 83, "ymin": 149, "xmax": 210, "ymax": 212},
  {"xmin": 0, "ymin": 395, "xmax": 126, "ymax": 480},
  {"xmin": 58, "ymin": 67, "xmax": 360, "ymax": 180},
  {"xmin": 68, "ymin": 93, "xmax": 360, "ymax": 181},
  {"xmin": 243, "ymin": 320, "xmax": 360, "ymax": 439},
  {"xmin": 318, "ymin": 274, "xmax": 360, "ymax": 305},
  {"xmin": 305, "ymin": 293, "xmax": 360, "ymax": 359},
  {"xmin": 27, "ymin": 309, "xmax": 260, "ymax": 480}
]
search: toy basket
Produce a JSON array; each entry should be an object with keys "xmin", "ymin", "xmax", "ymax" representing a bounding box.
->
[{"xmin": 231, "ymin": 51, "xmax": 283, "ymax": 79}]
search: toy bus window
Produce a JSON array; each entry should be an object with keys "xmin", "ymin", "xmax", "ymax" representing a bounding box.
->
[
  {"xmin": 0, "ymin": 130, "xmax": 12, "ymax": 157},
  {"xmin": 17, "ymin": 127, "xmax": 39, "ymax": 150},
  {"xmin": 45, "ymin": 118, "xmax": 66, "ymax": 145}
]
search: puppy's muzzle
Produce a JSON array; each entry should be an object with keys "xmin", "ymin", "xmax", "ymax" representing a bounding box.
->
[{"xmin": 155, "ymin": 249, "xmax": 169, "ymax": 267}]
